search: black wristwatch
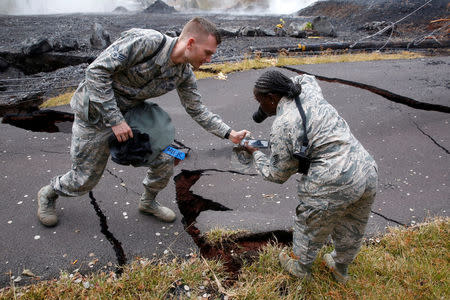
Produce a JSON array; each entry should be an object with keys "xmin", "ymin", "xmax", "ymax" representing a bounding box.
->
[{"xmin": 224, "ymin": 128, "xmax": 232, "ymax": 139}]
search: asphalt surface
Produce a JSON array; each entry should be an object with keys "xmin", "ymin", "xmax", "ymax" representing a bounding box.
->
[{"xmin": 0, "ymin": 56, "xmax": 449, "ymax": 287}]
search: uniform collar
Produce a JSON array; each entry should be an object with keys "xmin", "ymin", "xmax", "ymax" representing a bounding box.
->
[
  {"xmin": 276, "ymin": 97, "xmax": 292, "ymax": 116},
  {"xmin": 155, "ymin": 35, "xmax": 177, "ymax": 67}
]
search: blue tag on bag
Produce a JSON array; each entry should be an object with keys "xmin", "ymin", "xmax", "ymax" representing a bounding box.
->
[{"xmin": 163, "ymin": 146, "xmax": 186, "ymax": 160}]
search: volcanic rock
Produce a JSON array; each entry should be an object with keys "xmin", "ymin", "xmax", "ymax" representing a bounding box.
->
[
  {"xmin": 0, "ymin": 57, "xmax": 9, "ymax": 72},
  {"xmin": 218, "ymin": 27, "xmax": 240, "ymax": 37},
  {"xmin": 113, "ymin": 6, "xmax": 129, "ymax": 13},
  {"xmin": 0, "ymin": 92, "xmax": 45, "ymax": 117},
  {"xmin": 239, "ymin": 26, "xmax": 258, "ymax": 37},
  {"xmin": 274, "ymin": 27, "xmax": 286, "ymax": 37},
  {"xmin": 90, "ymin": 23, "xmax": 111, "ymax": 50},
  {"xmin": 259, "ymin": 28, "xmax": 276, "ymax": 37},
  {"xmin": 144, "ymin": 0, "xmax": 177, "ymax": 14},
  {"xmin": 1, "ymin": 0, "xmax": 448, "ymax": 111},
  {"xmin": 52, "ymin": 35, "xmax": 80, "ymax": 52},
  {"xmin": 311, "ymin": 16, "xmax": 337, "ymax": 37},
  {"xmin": 287, "ymin": 22, "xmax": 309, "ymax": 38},
  {"xmin": 298, "ymin": 0, "xmax": 449, "ymax": 30},
  {"xmin": 21, "ymin": 37, "xmax": 53, "ymax": 55},
  {"xmin": 239, "ymin": 26, "xmax": 274, "ymax": 37}
]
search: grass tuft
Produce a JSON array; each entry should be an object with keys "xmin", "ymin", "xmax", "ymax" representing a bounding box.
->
[
  {"xmin": 39, "ymin": 90, "xmax": 75, "ymax": 109},
  {"xmin": 204, "ymin": 227, "xmax": 250, "ymax": 246},
  {"xmin": 1, "ymin": 217, "xmax": 448, "ymax": 299}
]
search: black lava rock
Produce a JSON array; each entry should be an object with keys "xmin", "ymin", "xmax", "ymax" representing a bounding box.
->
[{"xmin": 144, "ymin": 0, "xmax": 177, "ymax": 14}]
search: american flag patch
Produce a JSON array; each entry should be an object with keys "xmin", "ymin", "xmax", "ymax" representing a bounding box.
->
[{"xmin": 272, "ymin": 154, "xmax": 279, "ymax": 166}]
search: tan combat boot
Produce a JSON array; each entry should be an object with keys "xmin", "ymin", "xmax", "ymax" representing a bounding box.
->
[
  {"xmin": 279, "ymin": 248, "xmax": 311, "ymax": 279},
  {"xmin": 37, "ymin": 185, "xmax": 59, "ymax": 227},
  {"xmin": 323, "ymin": 251, "xmax": 349, "ymax": 284},
  {"xmin": 138, "ymin": 190, "xmax": 176, "ymax": 223}
]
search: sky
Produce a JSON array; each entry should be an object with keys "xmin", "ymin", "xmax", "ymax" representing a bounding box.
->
[{"xmin": 0, "ymin": 0, "xmax": 319, "ymax": 15}]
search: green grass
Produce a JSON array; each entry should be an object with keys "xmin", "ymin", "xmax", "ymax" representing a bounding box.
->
[
  {"xmin": 231, "ymin": 217, "xmax": 449, "ymax": 299},
  {"xmin": 204, "ymin": 227, "xmax": 250, "ymax": 246},
  {"xmin": 1, "ymin": 217, "xmax": 448, "ymax": 299},
  {"xmin": 39, "ymin": 51, "xmax": 424, "ymax": 107}
]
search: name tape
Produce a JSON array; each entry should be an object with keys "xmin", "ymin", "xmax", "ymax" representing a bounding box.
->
[{"xmin": 163, "ymin": 146, "xmax": 186, "ymax": 160}]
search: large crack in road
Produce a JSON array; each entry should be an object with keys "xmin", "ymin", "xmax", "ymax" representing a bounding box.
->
[
  {"xmin": 174, "ymin": 169, "xmax": 293, "ymax": 277},
  {"xmin": 411, "ymin": 120, "xmax": 450, "ymax": 154},
  {"xmin": 1, "ymin": 109, "xmax": 74, "ymax": 132},
  {"xmin": 56, "ymin": 165, "xmax": 412, "ymax": 277},
  {"xmin": 88, "ymin": 191, "xmax": 127, "ymax": 275},
  {"xmin": 280, "ymin": 65, "xmax": 450, "ymax": 114},
  {"xmin": 172, "ymin": 168, "xmax": 407, "ymax": 276}
]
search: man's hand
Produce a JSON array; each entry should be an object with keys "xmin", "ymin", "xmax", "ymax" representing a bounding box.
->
[
  {"xmin": 112, "ymin": 121, "xmax": 133, "ymax": 143},
  {"xmin": 228, "ymin": 129, "xmax": 250, "ymax": 144}
]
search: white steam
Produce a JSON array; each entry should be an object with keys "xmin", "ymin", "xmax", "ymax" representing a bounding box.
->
[
  {"xmin": 0, "ymin": 0, "xmax": 140, "ymax": 15},
  {"xmin": 269, "ymin": 0, "xmax": 318, "ymax": 14},
  {"xmin": 0, "ymin": 0, "xmax": 319, "ymax": 15}
]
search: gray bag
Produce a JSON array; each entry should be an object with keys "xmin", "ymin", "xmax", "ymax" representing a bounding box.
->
[{"xmin": 109, "ymin": 101, "xmax": 175, "ymax": 167}]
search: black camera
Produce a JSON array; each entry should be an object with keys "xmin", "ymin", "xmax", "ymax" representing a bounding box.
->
[
  {"xmin": 293, "ymin": 146, "xmax": 311, "ymax": 175},
  {"xmin": 252, "ymin": 106, "xmax": 268, "ymax": 123}
]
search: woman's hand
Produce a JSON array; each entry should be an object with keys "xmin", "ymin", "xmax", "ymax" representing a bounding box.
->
[
  {"xmin": 243, "ymin": 141, "xmax": 258, "ymax": 154},
  {"xmin": 228, "ymin": 129, "xmax": 250, "ymax": 144}
]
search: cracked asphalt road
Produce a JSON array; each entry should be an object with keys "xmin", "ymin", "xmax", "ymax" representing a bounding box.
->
[{"xmin": 0, "ymin": 56, "xmax": 449, "ymax": 287}]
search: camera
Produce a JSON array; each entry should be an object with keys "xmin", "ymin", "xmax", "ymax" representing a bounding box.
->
[
  {"xmin": 293, "ymin": 146, "xmax": 311, "ymax": 175},
  {"xmin": 252, "ymin": 106, "xmax": 268, "ymax": 123},
  {"xmin": 240, "ymin": 138, "xmax": 269, "ymax": 148}
]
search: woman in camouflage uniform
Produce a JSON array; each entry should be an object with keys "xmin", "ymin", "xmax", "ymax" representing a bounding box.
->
[{"xmin": 244, "ymin": 70, "xmax": 378, "ymax": 283}]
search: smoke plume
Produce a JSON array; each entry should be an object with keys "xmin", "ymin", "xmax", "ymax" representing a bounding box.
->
[{"xmin": 0, "ymin": 0, "xmax": 318, "ymax": 15}]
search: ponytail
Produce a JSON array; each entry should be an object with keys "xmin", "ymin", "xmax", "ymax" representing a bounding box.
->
[{"xmin": 254, "ymin": 70, "xmax": 301, "ymax": 99}]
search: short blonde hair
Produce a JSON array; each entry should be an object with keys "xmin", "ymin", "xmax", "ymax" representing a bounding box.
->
[{"xmin": 179, "ymin": 17, "xmax": 221, "ymax": 45}]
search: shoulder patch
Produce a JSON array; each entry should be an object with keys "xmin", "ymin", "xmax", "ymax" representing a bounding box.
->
[{"xmin": 111, "ymin": 46, "xmax": 126, "ymax": 61}]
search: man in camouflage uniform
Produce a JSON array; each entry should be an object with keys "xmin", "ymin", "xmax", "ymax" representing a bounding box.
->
[
  {"xmin": 245, "ymin": 70, "xmax": 378, "ymax": 283},
  {"xmin": 37, "ymin": 17, "xmax": 249, "ymax": 227}
]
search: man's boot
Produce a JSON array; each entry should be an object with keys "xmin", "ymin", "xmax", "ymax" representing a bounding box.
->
[
  {"xmin": 323, "ymin": 251, "xmax": 349, "ymax": 283},
  {"xmin": 138, "ymin": 190, "xmax": 176, "ymax": 223},
  {"xmin": 37, "ymin": 185, "xmax": 59, "ymax": 227},
  {"xmin": 279, "ymin": 248, "xmax": 311, "ymax": 279}
]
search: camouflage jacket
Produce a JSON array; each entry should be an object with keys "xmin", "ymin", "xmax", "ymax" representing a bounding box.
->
[
  {"xmin": 70, "ymin": 28, "xmax": 230, "ymax": 139},
  {"xmin": 252, "ymin": 75, "xmax": 377, "ymax": 196}
]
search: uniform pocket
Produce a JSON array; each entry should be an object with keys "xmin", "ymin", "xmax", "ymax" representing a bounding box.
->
[
  {"xmin": 71, "ymin": 87, "xmax": 100, "ymax": 125},
  {"xmin": 295, "ymin": 198, "xmax": 328, "ymax": 228},
  {"xmin": 82, "ymin": 94, "xmax": 100, "ymax": 125}
]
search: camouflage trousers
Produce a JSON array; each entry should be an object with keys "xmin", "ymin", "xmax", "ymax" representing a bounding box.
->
[
  {"xmin": 293, "ymin": 166, "xmax": 378, "ymax": 266},
  {"xmin": 51, "ymin": 116, "xmax": 174, "ymax": 199}
]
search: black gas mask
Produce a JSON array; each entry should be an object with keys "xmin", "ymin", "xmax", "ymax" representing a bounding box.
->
[{"xmin": 252, "ymin": 106, "xmax": 268, "ymax": 123}]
